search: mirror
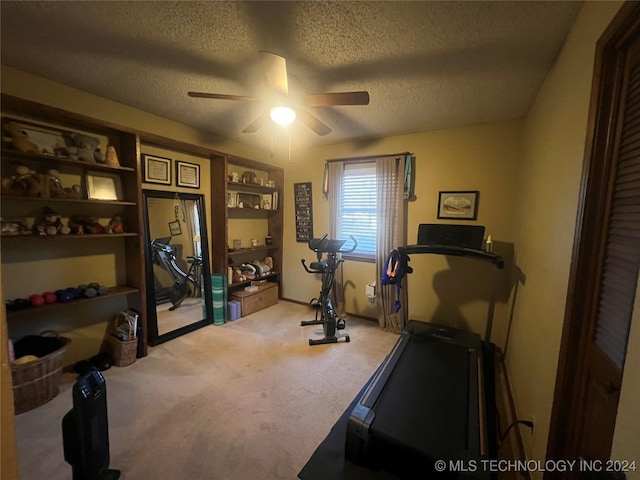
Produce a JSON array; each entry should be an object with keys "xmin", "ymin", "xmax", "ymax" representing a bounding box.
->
[{"xmin": 142, "ymin": 190, "xmax": 213, "ymax": 346}]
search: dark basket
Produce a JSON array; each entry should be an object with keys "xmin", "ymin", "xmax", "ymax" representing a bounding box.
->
[{"xmin": 11, "ymin": 336, "xmax": 70, "ymax": 414}]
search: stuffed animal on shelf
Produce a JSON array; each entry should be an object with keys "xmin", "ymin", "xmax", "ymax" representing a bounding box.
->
[
  {"xmin": 33, "ymin": 206, "xmax": 69, "ymax": 235},
  {"xmin": 64, "ymin": 132, "xmax": 105, "ymax": 163},
  {"xmin": 1, "ymin": 164, "xmax": 42, "ymax": 197},
  {"xmin": 85, "ymin": 217, "xmax": 105, "ymax": 234},
  {"xmin": 47, "ymin": 169, "xmax": 66, "ymax": 197},
  {"xmin": 47, "ymin": 169, "xmax": 81, "ymax": 199},
  {"xmin": 2, "ymin": 121, "xmax": 39, "ymax": 154},
  {"xmin": 68, "ymin": 214, "xmax": 87, "ymax": 234}
]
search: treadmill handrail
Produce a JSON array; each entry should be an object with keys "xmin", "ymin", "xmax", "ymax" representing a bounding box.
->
[{"xmin": 398, "ymin": 244, "xmax": 504, "ymax": 269}]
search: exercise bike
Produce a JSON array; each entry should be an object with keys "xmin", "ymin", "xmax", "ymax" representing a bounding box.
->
[
  {"xmin": 300, "ymin": 234, "xmax": 357, "ymax": 346},
  {"xmin": 150, "ymin": 237, "xmax": 202, "ymax": 311}
]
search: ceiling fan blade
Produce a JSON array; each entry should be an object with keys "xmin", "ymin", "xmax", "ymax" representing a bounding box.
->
[
  {"xmin": 259, "ymin": 51, "xmax": 288, "ymax": 96},
  {"xmin": 242, "ymin": 111, "xmax": 270, "ymax": 134},
  {"xmin": 296, "ymin": 109, "xmax": 332, "ymax": 136},
  {"xmin": 305, "ymin": 91, "xmax": 370, "ymax": 107},
  {"xmin": 188, "ymin": 91, "xmax": 258, "ymax": 101}
]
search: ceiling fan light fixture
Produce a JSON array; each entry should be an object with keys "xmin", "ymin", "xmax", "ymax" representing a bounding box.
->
[{"xmin": 270, "ymin": 106, "xmax": 296, "ymax": 126}]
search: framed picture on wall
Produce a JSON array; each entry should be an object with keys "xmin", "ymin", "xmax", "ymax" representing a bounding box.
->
[
  {"xmin": 143, "ymin": 154, "xmax": 172, "ymax": 185},
  {"xmin": 168, "ymin": 220, "xmax": 182, "ymax": 236},
  {"xmin": 176, "ymin": 160, "xmax": 200, "ymax": 189},
  {"xmin": 437, "ymin": 191, "xmax": 479, "ymax": 220}
]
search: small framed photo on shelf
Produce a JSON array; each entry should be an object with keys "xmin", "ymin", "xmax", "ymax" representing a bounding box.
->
[
  {"xmin": 142, "ymin": 154, "xmax": 172, "ymax": 185},
  {"xmin": 168, "ymin": 220, "xmax": 182, "ymax": 236},
  {"xmin": 86, "ymin": 171, "xmax": 123, "ymax": 201},
  {"xmin": 437, "ymin": 191, "xmax": 479, "ymax": 220},
  {"xmin": 176, "ymin": 160, "xmax": 200, "ymax": 189}
]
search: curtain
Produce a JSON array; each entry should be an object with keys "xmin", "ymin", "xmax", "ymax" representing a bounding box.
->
[
  {"xmin": 182, "ymin": 199, "xmax": 200, "ymax": 299},
  {"xmin": 327, "ymin": 162, "xmax": 346, "ymax": 317},
  {"xmin": 326, "ymin": 155, "xmax": 408, "ymax": 331},
  {"xmin": 376, "ymin": 155, "xmax": 407, "ymax": 333}
]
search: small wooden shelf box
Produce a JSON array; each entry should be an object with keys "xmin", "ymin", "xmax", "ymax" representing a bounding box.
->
[{"xmin": 231, "ymin": 282, "xmax": 279, "ymax": 317}]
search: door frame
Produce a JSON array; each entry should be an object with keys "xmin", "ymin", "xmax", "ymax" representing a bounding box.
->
[{"xmin": 546, "ymin": 1, "xmax": 640, "ymax": 467}]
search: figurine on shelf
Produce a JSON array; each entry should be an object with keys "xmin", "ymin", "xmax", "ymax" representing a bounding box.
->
[
  {"xmin": 105, "ymin": 145, "xmax": 120, "ymax": 167},
  {"xmin": 33, "ymin": 206, "xmax": 70, "ymax": 235},
  {"xmin": 107, "ymin": 215, "xmax": 125, "ymax": 234},
  {"xmin": 232, "ymin": 269, "xmax": 246, "ymax": 283},
  {"xmin": 242, "ymin": 171, "xmax": 257, "ymax": 184}
]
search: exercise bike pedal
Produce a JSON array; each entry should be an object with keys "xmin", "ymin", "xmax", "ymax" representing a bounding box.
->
[
  {"xmin": 309, "ymin": 299, "xmax": 321, "ymax": 310},
  {"xmin": 337, "ymin": 318, "xmax": 346, "ymax": 330}
]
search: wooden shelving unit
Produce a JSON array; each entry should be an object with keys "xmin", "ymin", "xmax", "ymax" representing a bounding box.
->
[
  {"xmin": 0, "ymin": 93, "xmax": 147, "ymax": 355},
  {"xmin": 0, "ymin": 93, "xmax": 286, "ymax": 353},
  {"xmin": 210, "ymin": 154, "xmax": 284, "ymax": 300}
]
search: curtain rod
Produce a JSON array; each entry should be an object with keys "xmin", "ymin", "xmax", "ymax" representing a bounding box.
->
[{"xmin": 325, "ymin": 152, "xmax": 411, "ymax": 164}]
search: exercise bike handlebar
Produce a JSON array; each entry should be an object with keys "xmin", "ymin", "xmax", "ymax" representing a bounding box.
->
[{"xmin": 340, "ymin": 235, "xmax": 358, "ymax": 254}]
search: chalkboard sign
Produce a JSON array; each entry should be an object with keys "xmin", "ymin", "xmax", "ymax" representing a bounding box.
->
[{"xmin": 294, "ymin": 182, "xmax": 314, "ymax": 243}]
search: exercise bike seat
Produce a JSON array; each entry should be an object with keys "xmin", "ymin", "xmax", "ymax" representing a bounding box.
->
[{"xmin": 309, "ymin": 261, "xmax": 328, "ymax": 271}]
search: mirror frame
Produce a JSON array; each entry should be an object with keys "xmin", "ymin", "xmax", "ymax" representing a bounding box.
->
[{"xmin": 142, "ymin": 189, "xmax": 213, "ymax": 346}]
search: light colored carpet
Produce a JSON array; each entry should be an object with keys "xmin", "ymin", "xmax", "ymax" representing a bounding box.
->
[{"xmin": 14, "ymin": 301, "xmax": 399, "ymax": 480}]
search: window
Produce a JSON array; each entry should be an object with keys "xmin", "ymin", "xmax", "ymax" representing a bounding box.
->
[{"xmin": 337, "ymin": 162, "xmax": 377, "ymax": 260}]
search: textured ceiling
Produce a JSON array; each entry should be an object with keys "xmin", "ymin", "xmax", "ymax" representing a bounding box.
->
[{"xmin": 0, "ymin": 1, "xmax": 582, "ymax": 153}]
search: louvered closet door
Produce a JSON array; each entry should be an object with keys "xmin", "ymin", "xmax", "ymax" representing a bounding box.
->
[{"xmin": 578, "ymin": 38, "xmax": 640, "ymax": 461}]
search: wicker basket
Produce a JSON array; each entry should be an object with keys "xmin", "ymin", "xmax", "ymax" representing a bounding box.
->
[
  {"xmin": 107, "ymin": 334, "xmax": 137, "ymax": 367},
  {"xmin": 11, "ymin": 336, "xmax": 70, "ymax": 414}
]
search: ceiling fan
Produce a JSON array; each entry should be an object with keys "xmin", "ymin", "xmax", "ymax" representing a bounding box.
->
[{"xmin": 187, "ymin": 51, "xmax": 370, "ymax": 136}]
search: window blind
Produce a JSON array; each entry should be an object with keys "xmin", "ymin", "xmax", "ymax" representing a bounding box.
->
[
  {"xmin": 339, "ymin": 162, "xmax": 377, "ymax": 258},
  {"xmin": 594, "ymin": 58, "xmax": 640, "ymax": 369}
]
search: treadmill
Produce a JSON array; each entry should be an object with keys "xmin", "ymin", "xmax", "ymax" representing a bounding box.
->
[{"xmin": 345, "ymin": 224, "xmax": 504, "ymax": 479}]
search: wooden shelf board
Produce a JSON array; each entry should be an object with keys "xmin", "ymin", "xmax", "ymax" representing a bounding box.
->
[
  {"xmin": 5, "ymin": 285, "xmax": 140, "ymax": 319},
  {"xmin": 1, "ymin": 195, "xmax": 136, "ymax": 206},
  {"xmin": 1, "ymin": 149, "xmax": 136, "ymax": 172},
  {"xmin": 228, "ymin": 272, "xmax": 279, "ymax": 289},
  {"xmin": 1, "ymin": 232, "xmax": 138, "ymax": 240},
  {"xmin": 227, "ymin": 181, "xmax": 278, "ymax": 193},
  {"xmin": 227, "ymin": 245, "xmax": 279, "ymax": 256}
]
